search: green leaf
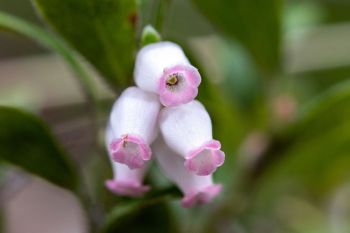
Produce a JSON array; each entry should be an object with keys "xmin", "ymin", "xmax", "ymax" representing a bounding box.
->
[
  {"xmin": 0, "ymin": 11, "xmax": 98, "ymax": 105},
  {"xmin": 236, "ymin": 81, "xmax": 350, "ymax": 232},
  {"xmin": 252, "ymin": 80, "xmax": 350, "ymax": 209},
  {"xmin": 102, "ymin": 203, "xmax": 177, "ymax": 233},
  {"xmin": 192, "ymin": 0, "xmax": 282, "ymax": 74},
  {"xmin": 0, "ymin": 106, "xmax": 78, "ymax": 192},
  {"xmin": 100, "ymin": 186, "xmax": 180, "ymax": 233},
  {"xmin": 31, "ymin": 0, "xmax": 138, "ymax": 89},
  {"xmin": 141, "ymin": 25, "xmax": 161, "ymax": 47}
]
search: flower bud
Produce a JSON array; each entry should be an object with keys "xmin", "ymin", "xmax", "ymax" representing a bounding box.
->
[
  {"xmin": 105, "ymin": 126, "xmax": 150, "ymax": 197},
  {"xmin": 108, "ymin": 87, "xmax": 161, "ymax": 169},
  {"xmin": 159, "ymin": 100, "xmax": 225, "ymax": 176},
  {"xmin": 153, "ymin": 137, "xmax": 221, "ymax": 207},
  {"xmin": 134, "ymin": 42, "xmax": 201, "ymax": 107}
]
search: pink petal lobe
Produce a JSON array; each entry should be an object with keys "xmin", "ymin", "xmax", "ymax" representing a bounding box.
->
[
  {"xmin": 181, "ymin": 184, "xmax": 222, "ymax": 208},
  {"xmin": 109, "ymin": 134, "xmax": 152, "ymax": 169},
  {"xmin": 158, "ymin": 64, "xmax": 201, "ymax": 107},
  {"xmin": 185, "ymin": 140, "xmax": 225, "ymax": 176},
  {"xmin": 105, "ymin": 180, "xmax": 150, "ymax": 197}
]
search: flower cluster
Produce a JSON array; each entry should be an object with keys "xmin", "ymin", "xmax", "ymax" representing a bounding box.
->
[{"xmin": 105, "ymin": 42, "xmax": 225, "ymax": 207}]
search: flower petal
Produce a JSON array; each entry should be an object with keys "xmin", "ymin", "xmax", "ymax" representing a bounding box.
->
[
  {"xmin": 105, "ymin": 180, "xmax": 150, "ymax": 197},
  {"xmin": 110, "ymin": 86, "xmax": 161, "ymax": 144},
  {"xmin": 153, "ymin": 137, "xmax": 221, "ymax": 207},
  {"xmin": 181, "ymin": 184, "xmax": 222, "ymax": 208},
  {"xmin": 134, "ymin": 41, "xmax": 190, "ymax": 93},
  {"xmin": 185, "ymin": 140, "xmax": 225, "ymax": 176},
  {"xmin": 160, "ymin": 100, "xmax": 212, "ymax": 155},
  {"xmin": 105, "ymin": 125, "xmax": 150, "ymax": 197},
  {"xmin": 158, "ymin": 64, "xmax": 201, "ymax": 107},
  {"xmin": 110, "ymin": 134, "xmax": 152, "ymax": 169},
  {"xmin": 108, "ymin": 87, "xmax": 160, "ymax": 168}
]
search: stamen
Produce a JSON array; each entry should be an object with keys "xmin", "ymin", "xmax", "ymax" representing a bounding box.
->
[
  {"xmin": 166, "ymin": 73, "xmax": 184, "ymax": 91},
  {"xmin": 122, "ymin": 135, "xmax": 128, "ymax": 148},
  {"xmin": 166, "ymin": 73, "xmax": 180, "ymax": 86}
]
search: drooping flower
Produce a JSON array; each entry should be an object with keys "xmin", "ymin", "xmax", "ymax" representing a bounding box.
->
[
  {"xmin": 105, "ymin": 125, "xmax": 150, "ymax": 197},
  {"xmin": 134, "ymin": 41, "xmax": 201, "ymax": 107},
  {"xmin": 108, "ymin": 87, "xmax": 161, "ymax": 169},
  {"xmin": 159, "ymin": 100, "xmax": 225, "ymax": 176},
  {"xmin": 153, "ymin": 137, "xmax": 221, "ymax": 207}
]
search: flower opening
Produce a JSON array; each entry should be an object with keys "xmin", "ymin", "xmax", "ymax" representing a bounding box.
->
[
  {"xmin": 110, "ymin": 134, "xmax": 152, "ymax": 169},
  {"xmin": 159, "ymin": 64, "xmax": 201, "ymax": 107},
  {"xmin": 185, "ymin": 140, "xmax": 225, "ymax": 176}
]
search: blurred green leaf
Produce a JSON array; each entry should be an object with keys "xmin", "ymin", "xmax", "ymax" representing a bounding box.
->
[
  {"xmin": 292, "ymin": 66, "xmax": 350, "ymax": 95},
  {"xmin": 162, "ymin": 0, "xmax": 214, "ymax": 42},
  {"xmin": 216, "ymin": 38, "xmax": 261, "ymax": 108},
  {"xmin": 102, "ymin": 203, "xmax": 177, "ymax": 233},
  {"xmin": 251, "ymin": 80, "xmax": 350, "ymax": 212},
  {"xmin": 0, "ymin": 11, "xmax": 98, "ymax": 105},
  {"xmin": 0, "ymin": 106, "xmax": 78, "ymax": 192},
  {"xmin": 31, "ymin": 0, "xmax": 138, "ymax": 89},
  {"xmin": 101, "ymin": 186, "xmax": 180, "ymax": 233},
  {"xmin": 318, "ymin": 0, "xmax": 350, "ymax": 24},
  {"xmin": 192, "ymin": 0, "xmax": 282, "ymax": 74}
]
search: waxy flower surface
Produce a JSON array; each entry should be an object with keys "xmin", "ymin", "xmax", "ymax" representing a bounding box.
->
[
  {"xmin": 105, "ymin": 126, "xmax": 150, "ymax": 197},
  {"xmin": 108, "ymin": 87, "xmax": 161, "ymax": 169},
  {"xmin": 160, "ymin": 100, "xmax": 225, "ymax": 176},
  {"xmin": 153, "ymin": 137, "xmax": 222, "ymax": 207},
  {"xmin": 134, "ymin": 42, "xmax": 201, "ymax": 107},
  {"xmin": 105, "ymin": 41, "xmax": 225, "ymax": 207}
]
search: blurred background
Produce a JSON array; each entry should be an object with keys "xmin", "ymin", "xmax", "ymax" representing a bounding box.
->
[{"xmin": 1, "ymin": 0, "xmax": 350, "ymax": 232}]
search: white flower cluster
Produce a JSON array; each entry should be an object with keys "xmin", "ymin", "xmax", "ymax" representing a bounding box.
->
[{"xmin": 105, "ymin": 42, "xmax": 225, "ymax": 207}]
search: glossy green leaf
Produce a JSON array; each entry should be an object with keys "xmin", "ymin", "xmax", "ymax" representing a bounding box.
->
[
  {"xmin": 192, "ymin": 0, "xmax": 282, "ymax": 74},
  {"xmin": 31, "ymin": 0, "xmax": 138, "ymax": 89},
  {"xmin": 0, "ymin": 106, "xmax": 78, "ymax": 191}
]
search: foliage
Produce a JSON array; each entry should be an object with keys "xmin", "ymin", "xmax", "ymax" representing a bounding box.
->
[
  {"xmin": 1, "ymin": 0, "xmax": 350, "ymax": 232},
  {"xmin": 0, "ymin": 106, "xmax": 78, "ymax": 191}
]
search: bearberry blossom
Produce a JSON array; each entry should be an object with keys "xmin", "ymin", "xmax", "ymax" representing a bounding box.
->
[
  {"xmin": 108, "ymin": 87, "xmax": 160, "ymax": 169},
  {"xmin": 134, "ymin": 42, "xmax": 201, "ymax": 107},
  {"xmin": 153, "ymin": 137, "xmax": 222, "ymax": 207},
  {"xmin": 105, "ymin": 41, "xmax": 225, "ymax": 207},
  {"xmin": 105, "ymin": 126, "xmax": 150, "ymax": 197},
  {"xmin": 159, "ymin": 100, "xmax": 225, "ymax": 176}
]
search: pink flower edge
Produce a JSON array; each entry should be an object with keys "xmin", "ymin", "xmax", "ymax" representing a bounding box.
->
[
  {"xmin": 181, "ymin": 184, "xmax": 222, "ymax": 208},
  {"xmin": 184, "ymin": 140, "xmax": 225, "ymax": 176},
  {"xmin": 105, "ymin": 180, "xmax": 150, "ymax": 197},
  {"xmin": 109, "ymin": 134, "xmax": 152, "ymax": 169},
  {"xmin": 158, "ymin": 64, "xmax": 201, "ymax": 107}
]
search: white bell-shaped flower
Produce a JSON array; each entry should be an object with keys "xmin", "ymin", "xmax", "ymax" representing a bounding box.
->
[
  {"xmin": 134, "ymin": 42, "xmax": 201, "ymax": 107},
  {"xmin": 153, "ymin": 137, "xmax": 221, "ymax": 207},
  {"xmin": 105, "ymin": 126, "xmax": 150, "ymax": 197},
  {"xmin": 108, "ymin": 87, "xmax": 161, "ymax": 169},
  {"xmin": 159, "ymin": 100, "xmax": 225, "ymax": 176}
]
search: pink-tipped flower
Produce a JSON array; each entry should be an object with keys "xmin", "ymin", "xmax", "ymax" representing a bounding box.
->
[
  {"xmin": 153, "ymin": 137, "xmax": 221, "ymax": 208},
  {"xmin": 105, "ymin": 126, "xmax": 150, "ymax": 197},
  {"xmin": 108, "ymin": 87, "xmax": 161, "ymax": 169},
  {"xmin": 134, "ymin": 42, "xmax": 201, "ymax": 107},
  {"xmin": 159, "ymin": 100, "xmax": 225, "ymax": 176}
]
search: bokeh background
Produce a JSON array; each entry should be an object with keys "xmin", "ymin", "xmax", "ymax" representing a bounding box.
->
[{"xmin": 1, "ymin": 0, "xmax": 350, "ymax": 232}]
